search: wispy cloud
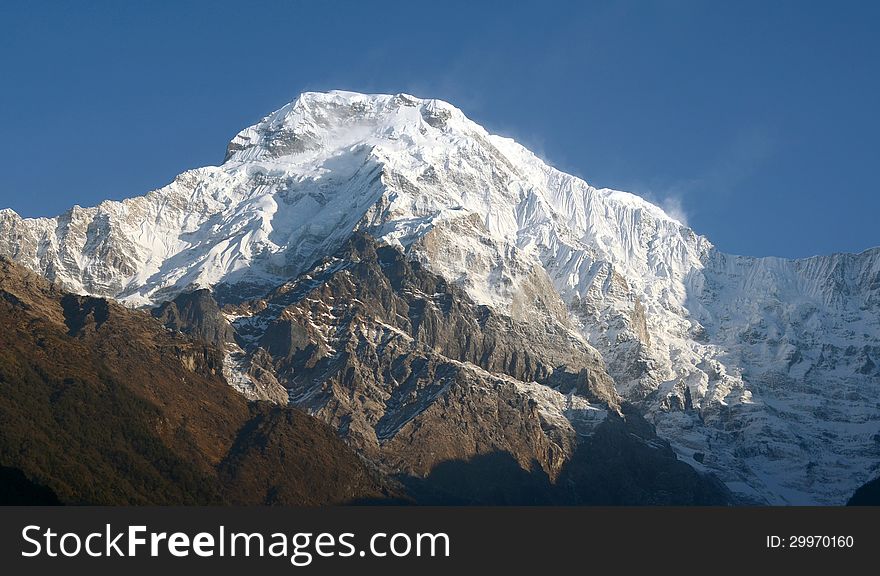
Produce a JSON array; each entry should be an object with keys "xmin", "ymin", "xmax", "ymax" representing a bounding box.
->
[
  {"xmin": 630, "ymin": 186, "xmax": 692, "ymax": 227},
  {"xmin": 659, "ymin": 194, "xmax": 689, "ymax": 227}
]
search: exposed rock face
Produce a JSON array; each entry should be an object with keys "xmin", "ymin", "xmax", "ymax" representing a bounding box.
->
[
  {"xmin": 152, "ymin": 288, "xmax": 235, "ymax": 347},
  {"xmin": 150, "ymin": 288, "xmax": 290, "ymax": 405},
  {"xmin": 222, "ymin": 234, "xmax": 615, "ymax": 481}
]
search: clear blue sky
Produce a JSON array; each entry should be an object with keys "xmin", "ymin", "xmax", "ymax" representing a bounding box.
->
[{"xmin": 1, "ymin": 0, "xmax": 877, "ymax": 258}]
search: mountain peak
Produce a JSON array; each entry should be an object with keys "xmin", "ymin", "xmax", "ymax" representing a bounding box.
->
[{"xmin": 223, "ymin": 90, "xmax": 469, "ymax": 163}]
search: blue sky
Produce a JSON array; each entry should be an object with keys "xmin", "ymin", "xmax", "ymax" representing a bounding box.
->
[{"xmin": 1, "ymin": 0, "xmax": 877, "ymax": 258}]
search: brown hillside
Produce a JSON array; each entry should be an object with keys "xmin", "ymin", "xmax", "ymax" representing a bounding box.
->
[{"xmin": 0, "ymin": 257, "xmax": 391, "ymax": 505}]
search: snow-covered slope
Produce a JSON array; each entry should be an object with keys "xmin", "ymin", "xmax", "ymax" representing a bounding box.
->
[{"xmin": 1, "ymin": 90, "xmax": 878, "ymax": 503}]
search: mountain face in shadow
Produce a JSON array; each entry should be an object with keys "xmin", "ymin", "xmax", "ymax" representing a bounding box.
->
[
  {"xmin": 554, "ymin": 407, "xmax": 732, "ymax": 505},
  {"xmin": 402, "ymin": 407, "xmax": 732, "ymax": 506},
  {"xmin": 0, "ymin": 465, "xmax": 62, "ymax": 505},
  {"xmin": 848, "ymin": 476, "xmax": 880, "ymax": 505}
]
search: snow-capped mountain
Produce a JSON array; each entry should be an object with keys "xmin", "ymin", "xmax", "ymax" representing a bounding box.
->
[{"xmin": 1, "ymin": 90, "xmax": 878, "ymax": 504}]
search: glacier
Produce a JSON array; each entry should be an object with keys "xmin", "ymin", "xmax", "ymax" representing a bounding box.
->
[{"xmin": 1, "ymin": 90, "xmax": 878, "ymax": 504}]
